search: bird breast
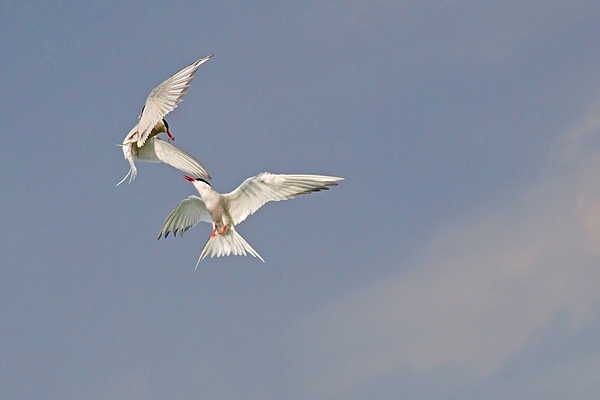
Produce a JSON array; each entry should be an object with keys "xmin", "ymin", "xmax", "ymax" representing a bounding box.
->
[
  {"xmin": 192, "ymin": 184, "xmax": 232, "ymax": 226},
  {"xmin": 148, "ymin": 121, "xmax": 166, "ymax": 138},
  {"xmin": 208, "ymin": 198, "xmax": 232, "ymax": 232}
]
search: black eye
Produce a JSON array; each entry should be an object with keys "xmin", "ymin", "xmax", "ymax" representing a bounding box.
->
[
  {"xmin": 197, "ymin": 178, "xmax": 211, "ymax": 186},
  {"xmin": 163, "ymin": 119, "xmax": 169, "ymax": 130}
]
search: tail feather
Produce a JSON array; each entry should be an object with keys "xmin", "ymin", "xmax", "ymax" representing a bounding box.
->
[
  {"xmin": 116, "ymin": 165, "xmax": 137, "ymax": 186},
  {"xmin": 196, "ymin": 228, "xmax": 264, "ymax": 269},
  {"xmin": 116, "ymin": 143, "xmax": 137, "ymax": 186}
]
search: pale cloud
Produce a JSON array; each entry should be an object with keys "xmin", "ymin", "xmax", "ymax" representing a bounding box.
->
[{"xmin": 290, "ymin": 97, "xmax": 600, "ymax": 397}]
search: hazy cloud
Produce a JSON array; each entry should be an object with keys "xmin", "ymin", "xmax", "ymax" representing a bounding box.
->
[{"xmin": 290, "ymin": 96, "xmax": 600, "ymax": 397}]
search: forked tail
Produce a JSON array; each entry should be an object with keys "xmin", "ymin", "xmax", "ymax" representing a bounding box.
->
[
  {"xmin": 116, "ymin": 143, "xmax": 137, "ymax": 186},
  {"xmin": 197, "ymin": 227, "xmax": 264, "ymax": 269},
  {"xmin": 115, "ymin": 166, "xmax": 137, "ymax": 186}
]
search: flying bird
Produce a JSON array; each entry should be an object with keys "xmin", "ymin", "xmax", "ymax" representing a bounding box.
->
[
  {"xmin": 117, "ymin": 54, "xmax": 213, "ymax": 185},
  {"xmin": 158, "ymin": 173, "xmax": 344, "ymax": 268}
]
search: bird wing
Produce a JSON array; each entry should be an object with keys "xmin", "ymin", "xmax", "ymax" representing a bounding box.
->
[
  {"xmin": 158, "ymin": 195, "xmax": 212, "ymax": 239},
  {"xmin": 136, "ymin": 54, "xmax": 213, "ymax": 147},
  {"xmin": 122, "ymin": 123, "xmax": 139, "ymax": 144},
  {"xmin": 136, "ymin": 137, "xmax": 211, "ymax": 179},
  {"xmin": 223, "ymin": 173, "xmax": 344, "ymax": 225}
]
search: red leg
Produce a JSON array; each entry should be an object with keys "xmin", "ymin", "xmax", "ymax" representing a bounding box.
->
[{"xmin": 218, "ymin": 225, "xmax": 227, "ymax": 235}]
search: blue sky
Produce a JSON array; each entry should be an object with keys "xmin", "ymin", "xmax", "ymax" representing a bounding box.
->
[{"xmin": 2, "ymin": 0, "xmax": 600, "ymax": 398}]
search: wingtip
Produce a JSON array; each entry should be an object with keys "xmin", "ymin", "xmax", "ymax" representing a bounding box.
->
[{"xmin": 196, "ymin": 54, "xmax": 214, "ymax": 66}]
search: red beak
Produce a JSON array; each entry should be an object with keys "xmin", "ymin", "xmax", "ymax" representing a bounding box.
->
[{"xmin": 184, "ymin": 175, "xmax": 195, "ymax": 182}]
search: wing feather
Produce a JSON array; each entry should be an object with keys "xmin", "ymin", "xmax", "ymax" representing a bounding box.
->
[
  {"xmin": 136, "ymin": 54, "xmax": 213, "ymax": 147},
  {"xmin": 223, "ymin": 173, "xmax": 343, "ymax": 225},
  {"xmin": 158, "ymin": 196, "xmax": 212, "ymax": 239},
  {"xmin": 135, "ymin": 137, "xmax": 211, "ymax": 179}
]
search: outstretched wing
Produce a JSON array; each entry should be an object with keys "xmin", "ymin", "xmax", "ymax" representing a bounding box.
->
[
  {"xmin": 136, "ymin": 137, "xmax": 211, "ymax": 179},
  {"xmin": 223, "ymin": 173, "xmax": 343, "ymax": 225},
  {"xmin": 136, "ymin": 54, "xmax": 213, "ymax": 147},
  {"xmin": 158, "ymin": 196, "xmax": 212, "ymax": 239}
]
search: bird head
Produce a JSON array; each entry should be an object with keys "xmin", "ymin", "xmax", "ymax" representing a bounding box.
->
[
  {"xmin": 184, "ymin": 175, "xmax": 211, "ymax": 186},
  {"xmin": 162, "ymin": 118, "xmax": 172, "ymax": 138},
  {"xmin": 184, "ymin": 175, "xmax": 212, "ymax": 197}
]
